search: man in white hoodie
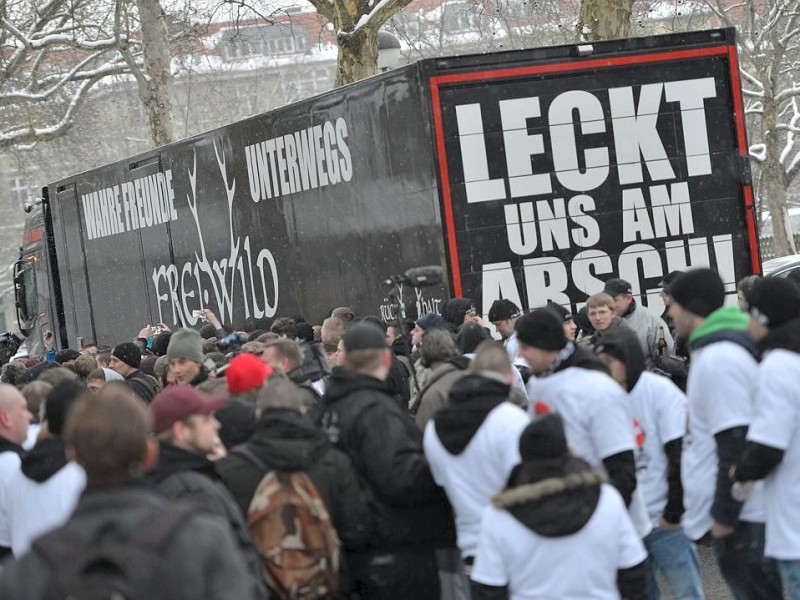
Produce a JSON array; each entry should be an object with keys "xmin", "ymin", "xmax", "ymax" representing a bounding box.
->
[
  {"xmin": 516, "ymin": 307, "xmax": 651, "ymax": 539},
  {"xmin": 1, "ymin": 381, "xmax": 86, "ymax": 556},
  {"xmin": 595, "ymin": 327, "xmax": 703, "ymax": 600},
  {"xmin": 424, "ymin": 342, "xmax": 529, "ymax": 569},
  {"xmin": 734, "ymin": 277, "xmax": 800, "ymax": 598},
  {"xmin": 0, "ymin": 383, "xmax": 32, "ymax": 559},
  {"xmin": 668, "ymin": 268, "xmax": 782, "ymax": 599}
]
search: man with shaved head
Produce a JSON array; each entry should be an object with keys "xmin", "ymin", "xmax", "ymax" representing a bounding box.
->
[
  {"xmin": 0, "ymin": 384, "xmax": 33, "ymax": 558},
  {"xmin": 0, "ymin": 386, "xmax": 256, "ymax": 599}
]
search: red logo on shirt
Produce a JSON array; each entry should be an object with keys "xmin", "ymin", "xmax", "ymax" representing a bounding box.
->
[
  {"xmin": 633, "ymin": 419, "xmax": 645, "ymax": 448},
  {"xmin": 534, "ymin": 401, "xmax": 552, "ymax": 415}
]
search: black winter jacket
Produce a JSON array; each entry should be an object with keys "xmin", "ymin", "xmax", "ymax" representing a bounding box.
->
[
  {"xmin": 216, "ymin": 408, "xmax": 371, "ymax": 551},
  {"xmin": 318, "ymin": 368, "xmax": 454, "ymax": 552},
  {"xmin": 147, "ymin": 443, "xmax": 267, "ymax": 599}
]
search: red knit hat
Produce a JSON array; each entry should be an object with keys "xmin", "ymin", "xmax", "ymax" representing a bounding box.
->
[{"xmin": 226, "ymin": 353, "xmax": 273, "ymax": 394}]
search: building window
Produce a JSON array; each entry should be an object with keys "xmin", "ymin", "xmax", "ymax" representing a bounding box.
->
[
  {"xmin": 442, "ymin": 3, "xmax": 483, "ymax": 33},
  {"xmin": 221, "ymin": 24, "xmax": 308, "ymax": 61}
]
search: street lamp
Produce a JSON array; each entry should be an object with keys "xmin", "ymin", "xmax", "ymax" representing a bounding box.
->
[{"xmin": 378, "ymin": 31, "xmax": 402, "ymax": 72}]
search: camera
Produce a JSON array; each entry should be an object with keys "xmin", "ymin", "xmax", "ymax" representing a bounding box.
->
[
  {"xmin": 218, "ymin": 332, "xmax": 249, "ymax": 350},
  {"xmin": 0, "ymin": 332, "xmax": 23, "ymax": 366}
]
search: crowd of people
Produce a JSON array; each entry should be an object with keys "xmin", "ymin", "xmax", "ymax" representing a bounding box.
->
[{"xmin": 0, "ymin": 268, "xmax": 797, "ymax": 599}]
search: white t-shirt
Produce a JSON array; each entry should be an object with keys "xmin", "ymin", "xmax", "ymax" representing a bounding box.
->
[
  {"xmin": 682, "ymin": 341, "xmax": 765, "ymax": 541},
  {"xmin": 472, "ymin": 484, "xmax": 647, "ymax": 600},
  {"xmin": 3, "ymin": 461, "xmax": 86, "ymax": 555},
  {"xmin": 505, "ymin": 332, "xmax": 530, "ymax": 369},
  {"xmin": 424, "ymin": 402, "xmax": 529, "ymax": 558},
  {"xmin": 527, "ymin": 367, "xmax": 652, "ymax": 538},
  {"xmin": 22, "ymin": 424, "xmax": 41, "ymax": 451},
  {"xmin": 0, "ymin": 452, "xmax": 22, "ymax": 547},
  {"xmin": 747, "ymin": 349, "xmax": 800, "ymax": 560},
  {"xmin": 629, "ymin": 372, "xmax": 687, "ymax": 523}
]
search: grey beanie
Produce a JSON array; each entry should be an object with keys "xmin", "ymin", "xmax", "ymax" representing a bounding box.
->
[{"xmin": 166, "ymin": 328, "xmax": 204, "ymax": 364}]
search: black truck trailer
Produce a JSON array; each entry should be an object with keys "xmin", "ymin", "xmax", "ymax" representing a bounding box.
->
[{"xmin": 13, "ymin": 28, "xmax": 759, "ymax": 355}]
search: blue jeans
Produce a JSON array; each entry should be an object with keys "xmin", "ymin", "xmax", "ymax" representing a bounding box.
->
[
  {"xmin": 779, "ymin": 560, "xmax": 800, "ymax": 600},
  {"xmin": 644, "ymin": 526, "xmax": 704, "ymax": 600},
  {"xmin": 713, "ymin": 520, "xmax": 783, "ymax": 600}
]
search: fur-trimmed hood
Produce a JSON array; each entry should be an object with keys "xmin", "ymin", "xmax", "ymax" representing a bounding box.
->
[{"xmin": 494, "ymin": 457, "xmax": 605, "ymax": 537}]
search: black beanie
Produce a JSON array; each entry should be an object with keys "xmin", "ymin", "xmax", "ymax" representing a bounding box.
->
[
  {"xmin": 112, "ymin": 342, "xmax": 142, "ymax": 369},
  {"xmin": 45, "ymin": 380, "xmax": 87, "ymax": 437},
  {"xmin": 343, "ymin": 323, "xmax": 387, "ymax": 352},
  {"xmin": 546, "ymin": 301, "xmax": 573, "ymax": 322},
  {"xmin": 151, "ymin": 331, "xmax": 172, "ymax": 357},
  {"xmin": 519, "ymin": 413, "xmax": 568, "ymax": 461},
  {"xmin": 457, "ymin": 321, "xmax": 490, "ymax": 354},
  {"xmin": 747, "ymin": 278, "xmax": 800, "ymax": 328},
  {"xmin": 659, "ymin": 270, "xmax": 684, "ymax": 293},
  {"xmin": 488, "ymin": 299, "xmax": 520, "ymax": 322},
  {"xmin": 443, "ymin": 298, "xmax": 476, "ymax": 327},
  {"xmin": 55, "ymin": 349, "xmax": 81, "ymax": 364},
  {"xmin": 515, "ymin": 308, "xmax": 567, "ymax": 351},
  {"xmin": 667, "ymin": 268, "xmax": 725, "ymax": 317}
]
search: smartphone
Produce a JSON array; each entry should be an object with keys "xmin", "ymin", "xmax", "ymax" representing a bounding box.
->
[
  {"xmin": 76, "ymin": 336, "xmax": 84, "ymax": 349},
  {"xmin": 192, "ymin": 309, "xmax": 205, "ymax": 320},
  {"xmin": 151, "ymin": 326, "xmax": 162, "ymax": 335}
]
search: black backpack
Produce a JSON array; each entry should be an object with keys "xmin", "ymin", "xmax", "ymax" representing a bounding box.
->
[{"xmin": 33, "ymin": 501, "xmax": 198, "ymax": 600}]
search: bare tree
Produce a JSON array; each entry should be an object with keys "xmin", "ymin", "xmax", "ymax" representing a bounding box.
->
[
  {"xmin": 577, "ymin": 0, "xmax": 635, "ymax": 40},
  {"xmin": 240, "ymin": 0, "xmax": 415, "ymax": 86},
  {"xmin": 119, "ymin": 0, "xmax": 176, "ymax": 145},
  {"xmin": 706, "ymin": 0, "xmax": 800, "ymax": 256},
  {"xmin": 0, "ymin": 0, "xmax": 133, "ymax": 149}
]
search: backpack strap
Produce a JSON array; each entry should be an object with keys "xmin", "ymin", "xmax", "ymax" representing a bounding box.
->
[
  {"xmin": 129, "ymin": 501, "xmax": 200, "ymax": 554},
  {"xmin": 231, "ymin": 445, "xmax": 271, "ymax": 473}
]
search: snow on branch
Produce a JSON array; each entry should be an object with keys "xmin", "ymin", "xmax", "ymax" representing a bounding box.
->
[{"xmin": 750, "ymin": 144, "xmax": 767, "ymax": 162}]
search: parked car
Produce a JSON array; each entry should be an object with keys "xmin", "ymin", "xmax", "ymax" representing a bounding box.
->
[{"xmin": 763, "ymin": 254, "xmax": 800, "ymax": 280}]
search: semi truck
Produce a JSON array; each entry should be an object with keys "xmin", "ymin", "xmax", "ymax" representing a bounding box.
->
[{"xmin": 12, "ymin": 27, "xmax": 760, "ymax": 356}]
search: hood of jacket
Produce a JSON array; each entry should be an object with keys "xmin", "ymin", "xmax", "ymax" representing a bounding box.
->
[
  {"xmin": 593, "ymin": 327, "xmax": 645, "ymax": 391},
  {"xmin": 689, "ymin": 306, "xmax": 756, "ymax": 356},
  {"xmin": 20, "ymin": 437, "xmax": 67, "ymax": 483},
  {"xmin": 148, "ymin": 442, "xmax": 217, "ymax": 483},
  {"xmin": 552, "ymin": 342, "xmax": 610, "ymax": 376},
  {"xmin": 424, "ymin": 356, "xmax": 471, "ymax": 390},
  {"xmin": 759, "ymin": 317, "xmax": 800, "ymax": 355},
  {"xmin": 323, "ymin": 367, "xmax": 395, "ymax": 405},
  {"xmin": 0, "ymin": 435, "xmax": 24, "ymax": 457},
  {"xmin": 433, "ymin": 374, "xmax": 511, "ymax": 455},
  {"xmin": 248, "ymin": 408, "xmax": 330, "ymax": 471},
  {"xmin": 493, "ymin": 456, "xmax": 604, "ymax": 537}
]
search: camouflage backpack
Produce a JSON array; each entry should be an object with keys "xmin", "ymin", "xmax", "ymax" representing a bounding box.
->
[{"xmin": 234, "ymin": 446, "xmax": 340, "ymax": 600}]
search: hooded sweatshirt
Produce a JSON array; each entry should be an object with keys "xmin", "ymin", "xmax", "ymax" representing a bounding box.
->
[
  {"xmin": 681, "ymin": 305, "xmax": 765, "ymax": 541},
  {"xmin": 471, "ymin": 457, "xmax": 647, "ymax": 600},
  {"xmin": 147, "ymin": 442, "xmax": 268, "ymax": 600},
  {"xmin": 216, "ymin": 408, "xmax": 371, "ymax": 551},
  {"xmin": 738, "ymin": 317, "xmax": 800, "ymax": 560},
  {"xmin": 2, "ymin": 437, "xmax": 85, "ymax": 556},
  {"xmin": 597, "ymin": 328, "xmax": 688, "ymax": 525},
  {"xmin": 424, "ymin": 375, "xmax": 528, "ymax": 558}
]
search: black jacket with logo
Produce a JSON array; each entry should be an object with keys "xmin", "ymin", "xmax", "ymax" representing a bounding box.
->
[{"xmin": 318, "ymin": 368, "xmax": 454, "ymax": 552}]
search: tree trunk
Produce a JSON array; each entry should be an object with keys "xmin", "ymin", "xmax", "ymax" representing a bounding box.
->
[
  {"xmin": 577, "ymin": 0, "xmax": 635, "ymax": 41},
  {"xmin": 134, "ymin": 0, "xmax": 175, "ymax": 146},
  {"xmin": 334, "ymin": 26, "xmax": 379, "ymax": 88},
  {"xmin": 762, "ymin": 95, "xmax": 795, "ymax": 257}
]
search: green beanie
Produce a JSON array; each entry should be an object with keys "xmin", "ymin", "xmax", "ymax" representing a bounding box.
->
[{"xmin": 167, "ymin": 328, "xmax": 204, "ymax": 365}]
